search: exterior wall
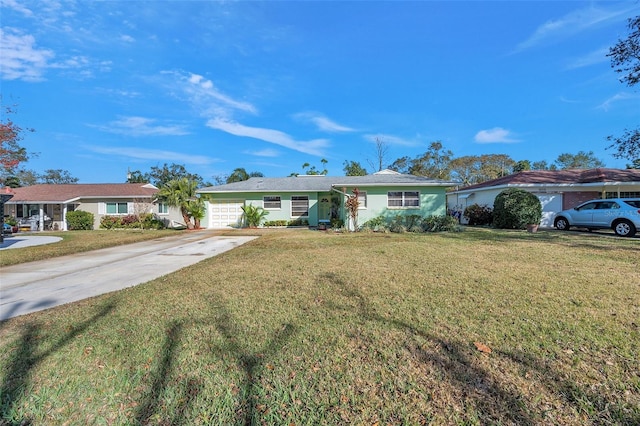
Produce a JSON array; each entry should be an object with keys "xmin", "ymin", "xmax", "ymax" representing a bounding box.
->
[
  {"xmin": 210, "ymin": 192, "xmax": 321, "ymax": 226},
  {"xmin": 562, "ymin": 191, "xmax": 600, "ymax": 210},
  {"xmin": 341, "ymin": 186, "xmax": 448, "ymax": 225}
]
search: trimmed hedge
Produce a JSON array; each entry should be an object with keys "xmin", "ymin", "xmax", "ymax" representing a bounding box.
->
[
  {"xmin": 492, "ymin": 188, "xmax": 542, "ymax": 230},
  {"xmin": 66, "ymin": 211, "xmax": 94, "ymax": 230}
]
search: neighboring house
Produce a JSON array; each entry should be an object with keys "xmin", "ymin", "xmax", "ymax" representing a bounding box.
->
[
  {"xmin": 447, "ymin": 168, "xmax": 640, "ymax": 227},
  {"xmin": 197, "ymin": 169, "xmax": 459, "ymax": 229},
  {"xmin": 2, "ymin": 183, "xmax": 183, "ymax": 231}
]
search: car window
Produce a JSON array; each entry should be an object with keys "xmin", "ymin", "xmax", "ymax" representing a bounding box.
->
[
  {"xmin": 576, "ymin": 202, "xmax": 597, "ymax": 211},
  {"xmin": 623, "ymin": 200, "xmax": 640, "ymax": 208},
  {"xmin": 595, "ymin": 202, "xmax": 619, "ymax": 209}
]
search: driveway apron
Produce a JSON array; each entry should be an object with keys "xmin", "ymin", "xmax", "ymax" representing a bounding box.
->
[{"xmin": 0, "ymin": 233, "xmax": 257, "ymax": 321}]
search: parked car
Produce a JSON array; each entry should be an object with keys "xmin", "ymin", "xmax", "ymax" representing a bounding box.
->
[{"xmin": 554, "ymin": 198, "xmax": 640, "ymax": 237}]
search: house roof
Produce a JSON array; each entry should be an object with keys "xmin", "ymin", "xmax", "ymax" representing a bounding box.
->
[
  {"xmin": 3, "ymin": 183, "xmax": 159, "ymax": 204},
  {"xmin": 198, "ymin": 171, "xmax": 459, "ymax": 193},
  {"xmin": 455, "ymin": 168, "xmax": 640, "ymax": 192}
]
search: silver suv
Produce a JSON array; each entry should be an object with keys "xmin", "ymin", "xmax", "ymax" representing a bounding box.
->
[{"xmin": 554, "ymin": 198, "xmax": 640, "ymax": 237}]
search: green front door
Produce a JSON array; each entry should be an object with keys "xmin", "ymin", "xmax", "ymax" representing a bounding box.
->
[{"xmin": 318, "ymin": 193, "xmax": 332, "ymax": 222}]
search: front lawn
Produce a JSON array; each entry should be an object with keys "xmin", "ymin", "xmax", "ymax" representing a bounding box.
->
[{"xmin": 1, "ymin": 229, "xmax": 638, "ymax": 425}]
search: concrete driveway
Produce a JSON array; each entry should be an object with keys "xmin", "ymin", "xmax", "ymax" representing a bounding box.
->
[{"xmin": 0, "ymin": 232, "xmax": 257, "ymax": 321}]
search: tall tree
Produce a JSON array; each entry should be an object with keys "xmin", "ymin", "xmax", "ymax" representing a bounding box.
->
[
  {"xmin": 388, "ymin": 156, "xmax": 411, "ymax": 174},
  {"xmin": 146, "ymin": 163, "xmax": 206, "ymax": 188},
  {"xmin": 126, "ymin": 170, "xmax": 148, "ymax": 183},
  {"xmin": 226, "ymin": 168, "xmax": 250, "ymax": 183},
  {"xmin": 408, "ymin": 141, "xmax": 454, "ymax": 179},
  {"xmin": 606, "ymin": 15, "xmax": 640, "ymax": 164},
  {"xmin": 367, "ymin": 137, "xmax": 390, "ymax": 172},
  {"xmin": 39, "ymin": 169, "xmax": 79, "ymax": 184},
  {"xmin": 449, "ymin": 154, "xmax": 515, "ymax": 186},
  {"xmin": 513, "ymin": 160, "xmax": 531, "ymax": 173},
  {"xmin": 156, "ymin": 177, "xmax": 200, "ymax": 229},
  {"xmin": 554, "ymin": 151, "xmax": 605, "ymax": 169},
  {"xmin": 343, "ymin": 160, "xmax": 367, "ymax": 176},
  {"xmin": 1, "ymin": 103, "xmax": 35, "ymax": 183},
  {"xmin": 299, "ymin": 159, "xmax": 328, "ymax": 175}
]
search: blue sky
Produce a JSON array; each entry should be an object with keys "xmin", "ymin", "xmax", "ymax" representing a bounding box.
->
[{"xmin": 2, "ymin": 1, "xmax": 639, "ymax": 183}]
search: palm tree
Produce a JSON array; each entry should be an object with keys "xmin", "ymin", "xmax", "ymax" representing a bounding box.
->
[
  {"xmin": 186, "ymin": 198, "xmax": 205, "ymax": 229},
  {"xmin": 157, "ymin": 178, "xmax": 199, "ymax": 229}
]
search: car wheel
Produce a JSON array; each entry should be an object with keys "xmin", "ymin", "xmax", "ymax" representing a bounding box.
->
[
  {"xmin": 555, "ymin": 217, "xmax": 570, "ymax": 231},
  {"xmin": 613, "ymin": 220, "xmax": 636, "ymax": 237}
]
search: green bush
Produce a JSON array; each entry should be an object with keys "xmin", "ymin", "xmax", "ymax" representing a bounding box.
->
[
  {"xmin": 361, "ymin": 214, "xmax": 462, "ymax": 233},
  {"xmin": 422, "ymin": 215, "xmax": 462, "ymax": 232},
  {"xmin": 66, "ymin": 210, "xmax": 94, "ymax": 230},
  {"xmin": 463, "ymin": 204, "xmax": 493, "ymax": 226},
  {"xmin": 100, "ymin": 214, "xmax": 166, "ymax": 230},
  {"xmin": 241, "ymin": 204, "xmax": 268, "ymax": 227},
  {"xmin": 492, "ymin": 188, "xmax": 542, "ymax": 230}
]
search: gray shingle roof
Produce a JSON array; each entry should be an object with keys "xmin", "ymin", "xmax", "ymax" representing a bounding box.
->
[{"xmin": 198, "ymin": 173, "xmax": 459, "ymax": 193}]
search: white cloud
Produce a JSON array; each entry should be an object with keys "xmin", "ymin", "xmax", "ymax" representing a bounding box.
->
[
  {"xmin": 0, "ymin": 27, "xmax": 54, "ymax": 81},
  {"xmin": 364, "ymin": 133, "xmax": 419, "ymax": 147},
  {"xmin": 86, "ymin": 146, "xmax": 215, "ymax": 165},
  {"xmin": 244, "ymin": 148, "xmax": 280, "ymax": 157},
  {"xmin": 207, "ymin": 118, "xmax": 329, "ymax": 156},
  {"xmin": 474, "ymin": 127, "xmax": 520, "ymax": 144},
  {"xmin": 565, "ymin": 47, "xmax": 609, "ymax": 69},
  {"xmin": 295, "ymin": 112, "xmax": 355, "ymax": 132},
  {"xmin": 597, "ymin": 92, "xmax": 639, "ymax": 111},
  {"xmin": 515, "ymin": 4, "xmax": 637, "ymax": 52},
  {"xmin": 178, "ymin": 72, "xmax": 257, "ymax": 116},
  {"xmin": 94, "ymin": 116, "xmax": 190, "ymax": 137},
  {"xmin": 120, "ymin": 34, "xmax": 135, "ymax": 43},
  {"xmin": 1, "ymin": 0, "xmax": 33, "ymax": 16}
]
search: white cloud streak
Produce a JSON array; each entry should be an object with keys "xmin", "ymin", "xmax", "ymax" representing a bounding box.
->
[
  {"xmin": 180, "ymin": 72, "xmax": 257, "ymax": 117},
  {"xmin": 244, "ymin": 148, "xmax": 280, "ymax": 157},
  {"xmin": 364, "ymin": 133, "xmax": 419, "ymax": 147},
  {"xmin": 0, "ymin": 27, "xmax": 54, "ymax": 81},
  {"xmin": 515, "ymin": 4, "xmax": 637, "ymax": 52},
  {"xmin": 474, "ymin": 127, "xmax": 520, "ymax": 144},
  {"xmin": 207, "ymin": 118, "xmax": 329, "ymax": 156},
  {"xmin": 1, "ymin": 0, "xmax": 34, "ymax": 16},
  {"xmin": 86, "ymin": 146, "xmax": 215, "ymax": 165},
  {"xmin": 93, "ymin": 116, "xmax": 190, "ymax": 137},
  {"xmin": 565, "ymin": 47, "xmax": 609, "ymax": 69},
  {"xmin": 295, "ymin": 112, "xmax": 355, "ymax": 132},
  {"xmin": 597, "ymin": 92, "xmax": 639, "ymax": 111}
]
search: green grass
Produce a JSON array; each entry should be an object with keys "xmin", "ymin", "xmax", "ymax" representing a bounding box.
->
[{"xmin": 1, "ymin": 228, "xmax": 639, "ymax": 425}]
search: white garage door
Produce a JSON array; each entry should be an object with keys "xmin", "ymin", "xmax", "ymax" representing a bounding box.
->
[
  {"xmin": 208, "ymin": 200, "xmax": 244, "ymax": 228},
  {"xmin": 536, "ymin": 194, "xmax": 563, "ymax": 228}
]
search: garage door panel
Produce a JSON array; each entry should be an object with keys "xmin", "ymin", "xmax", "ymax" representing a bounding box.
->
[
  {"xmin": 208, "ymin": 200, "xmax": 243, "ymax": 228},
  {"xmin": 537, "ymin": 194, "xmax": 563, "ymax": 228}
]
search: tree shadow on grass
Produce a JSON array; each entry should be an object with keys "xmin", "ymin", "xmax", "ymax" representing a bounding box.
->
[
  {"xmin": 318, "ymin": 271, "xmax": 637, "ymax": 424},
  {"xmin": 0, "ymin": 302, "xmax": 116, "ymax": 425},
  {"xmin": 134, "ymin": 320, "xmax": 204, "ymax": 426},
  {"xmin": 208, "ymin": 300, "xmax": 296, "ymax": 426},
  {"xmin": 498, "ymin": 348, "xmax": 640, "ymax": 425},
  {"xmin": 318, "ymin": 272, "xmax": 536, "ymax": 425}
]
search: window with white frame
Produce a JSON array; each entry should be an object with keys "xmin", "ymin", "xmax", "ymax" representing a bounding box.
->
[
  {"xmin": 387, "ymin": 191, "xmax": 420, "ymax": 208},
  {"xmin": 358, "ymin": 191, "xmax": 367, "ymax": 208},
  {"xmin": 291, "ymin": 195, "xmax": 309, "ymax": 217},
  {"xmin": 606, "ymin": 191, "xmax": 640, "ymax": 199},
  {"xmin": 106, "ymin": 202, "xmax": 129, "ymax": 214},
  {"xmin": 263, "ymin": 196, "xmax": 282, "ymax": 209},
  {"xmin": 158, "ymin": 203, "xmax": 169, "ymax": 214}
]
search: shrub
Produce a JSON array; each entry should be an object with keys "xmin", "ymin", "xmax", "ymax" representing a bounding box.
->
[
  {"xmin": 463, "ymin": 204, "xmax": 493, "ymax": 226},
  {"xmin": 492, "ymin": 188, "xmax": 542, "ymax": 230},
  {"xmin": 66, "ymin": 211, "xmax": 94, "ymax": 230},
  {"xmin": 422, "ymin": 215, "xmax": 462, "ymax": 232},
  {"xmin": 241, "ymin": 204, "xmax": 268, "ymax": 228},
  {"xmin": 100, "ymin": 215, "xmax": 121, "ymax": 229}
]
